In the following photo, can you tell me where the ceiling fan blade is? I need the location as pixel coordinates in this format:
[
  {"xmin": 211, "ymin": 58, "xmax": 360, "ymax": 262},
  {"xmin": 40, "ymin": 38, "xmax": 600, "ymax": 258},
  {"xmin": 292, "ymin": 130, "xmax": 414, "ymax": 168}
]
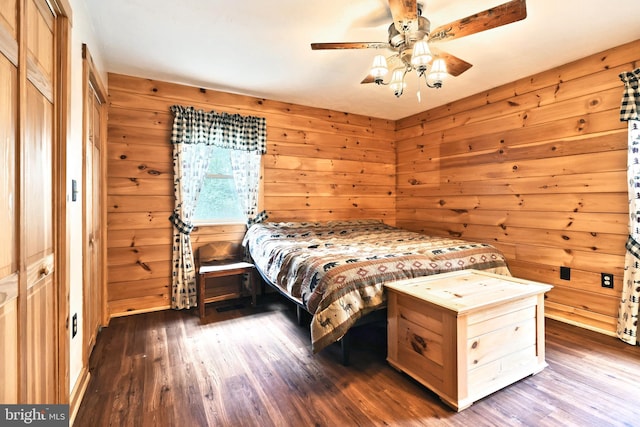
[
  {"xmin": 361, "ymin": 75, "xmax": 376, "ymax": 84},
  {"xmin": 431, "ymin": 48, "xmax": 473, "ymax": 77},
  {"xmin": 353, "ymin": 0, "xmax": 393, "ymax": 28},
  {"xmin": 311, "ymin": 42, "xmax": 390, "ymax": 50},
  {"xmin": 428, "ymin": 0, "xmax": 527, "ymax": 43},
  {"xmin": 388, "ymin": 0, "xmax": 418, "ymax": 32}
]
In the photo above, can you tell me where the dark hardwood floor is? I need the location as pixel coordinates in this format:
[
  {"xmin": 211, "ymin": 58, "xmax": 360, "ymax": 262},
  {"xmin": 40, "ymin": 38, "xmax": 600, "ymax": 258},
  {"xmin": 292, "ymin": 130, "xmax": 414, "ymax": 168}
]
[{"xmin": 74, "ymin": 295, "xmax": 640, "ymax": 427}]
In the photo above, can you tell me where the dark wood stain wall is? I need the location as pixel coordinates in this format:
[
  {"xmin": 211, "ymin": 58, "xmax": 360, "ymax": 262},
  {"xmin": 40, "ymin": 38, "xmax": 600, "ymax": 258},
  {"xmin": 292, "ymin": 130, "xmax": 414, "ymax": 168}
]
[
  {"xmin": 395, "ymin": 39, "xmax": 640, "ymax": 335},
  {"xmin": 105, "ymin": 74, "xmax": 396, "ymax": 316},
  {"xmin": 106, "ymin": 39, "xmax": 639, "ymax": 337}
]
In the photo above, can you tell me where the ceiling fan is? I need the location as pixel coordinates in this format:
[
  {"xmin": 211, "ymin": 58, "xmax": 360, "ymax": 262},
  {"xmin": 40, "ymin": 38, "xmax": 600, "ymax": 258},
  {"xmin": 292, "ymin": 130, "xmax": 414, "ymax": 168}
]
[{"xmin": 311, "ymin": 0, "xmax": 527, "ymax": 98}]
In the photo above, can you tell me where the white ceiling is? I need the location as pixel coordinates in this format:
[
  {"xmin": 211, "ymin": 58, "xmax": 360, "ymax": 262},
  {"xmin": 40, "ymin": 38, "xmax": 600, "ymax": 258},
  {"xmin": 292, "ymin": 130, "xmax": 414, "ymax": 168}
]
[{"xmin": 84, "ymin": 0, "xmax": 640, "ymax": 121}]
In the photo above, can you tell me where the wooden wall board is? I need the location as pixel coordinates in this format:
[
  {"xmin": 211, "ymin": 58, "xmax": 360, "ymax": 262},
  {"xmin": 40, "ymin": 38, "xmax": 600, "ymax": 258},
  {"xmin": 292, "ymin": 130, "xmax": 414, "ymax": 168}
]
[
  {"xmin": 107, "ymin": 177, "xmax": 173, "ymax": 196},
  {"xmin": 107, "ymin": 73, "xmax": 395, "ymax": 130},
  {"xmin": 107, "ymin": 228, "xmax": 174, "ymax": 249},
  {"xmin": 396, "ymin": 171, "xmax": 628, "ymax": 197},
  {"xmin": 106, "ymin": 73, "xmax": 396, "ymax": 316},
  {"xmin": 107, "ymin": 245, "xmax": 171, "ymax": 266},
  {"xmin": 395, "ymin": 39, "xmax": 640, "ymax": 334},
  {"xmin": 108, "ymin": 295, "xmax": 170, "ymax": 317},
  {"xmin": 107, "ymin": 277, "xmax": 170, "ymax": 302},
  {"xmin": 265, "ymin": 182, "xmax": 395, "ymax": 197},
  {"xmin": 104, "ymin": 38, "xmax": 640, "ymax": 334},
  {"xmin": 396, "ymin": 40, "xmax": 640, "ymax": 129},
  {"xmin": 266, "ymin": 208, "xmax": 395, "ymax": 223},
  {"xmin": 107, "ymin": 211, "xmax": 173, "ymax": 231}
]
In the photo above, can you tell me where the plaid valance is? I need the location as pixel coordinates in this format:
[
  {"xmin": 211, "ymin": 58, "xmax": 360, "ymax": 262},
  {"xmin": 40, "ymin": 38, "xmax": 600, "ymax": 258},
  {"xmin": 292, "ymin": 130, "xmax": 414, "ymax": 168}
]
[
  {"xmin": 170, "ymin": 105, "xmax": 267, "ymax": 153},
  {"xmin": 620, "ymin": 68, "xmax": 640, "ymax": 121}
]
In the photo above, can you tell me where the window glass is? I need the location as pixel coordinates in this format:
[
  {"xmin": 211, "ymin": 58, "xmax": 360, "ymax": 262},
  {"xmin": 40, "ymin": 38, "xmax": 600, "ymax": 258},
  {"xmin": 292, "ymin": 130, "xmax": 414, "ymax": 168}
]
[{"xmin": 193, "ymin": 146, "xmax": 244, "ymax": 223}]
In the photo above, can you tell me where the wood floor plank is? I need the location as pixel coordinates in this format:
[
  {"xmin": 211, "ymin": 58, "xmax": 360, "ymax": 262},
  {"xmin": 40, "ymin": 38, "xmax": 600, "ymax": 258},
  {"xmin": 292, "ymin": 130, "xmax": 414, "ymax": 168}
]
[{"xmin": 75, "ymin": 296, "xmax": 640, "ymax": 426}]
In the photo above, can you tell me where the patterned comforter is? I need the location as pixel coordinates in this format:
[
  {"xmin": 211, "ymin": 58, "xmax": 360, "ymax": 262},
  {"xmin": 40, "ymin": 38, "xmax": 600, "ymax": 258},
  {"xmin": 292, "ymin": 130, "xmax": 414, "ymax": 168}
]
[{"xmin": 242, "ymin": 220, "xmax": 511, "ymax": 353}]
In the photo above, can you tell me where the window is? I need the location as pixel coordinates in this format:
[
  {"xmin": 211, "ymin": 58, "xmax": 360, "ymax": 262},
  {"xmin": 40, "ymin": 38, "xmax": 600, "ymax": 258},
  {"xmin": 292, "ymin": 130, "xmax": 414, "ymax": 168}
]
[
  {"xmin": 169, "ymin": 105, "xmax": 266, "ymax": 310},
  {"xmin": 193, "ymin": 146, "xmax": 245, "ymax": 224}
]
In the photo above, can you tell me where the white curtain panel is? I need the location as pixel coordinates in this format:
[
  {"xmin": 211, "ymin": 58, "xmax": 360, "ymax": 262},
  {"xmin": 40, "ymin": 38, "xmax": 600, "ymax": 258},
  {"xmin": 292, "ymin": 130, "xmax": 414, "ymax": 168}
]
[{"xmin": 619, "ymin": 119, "xmax": 640, "ymax": 345}]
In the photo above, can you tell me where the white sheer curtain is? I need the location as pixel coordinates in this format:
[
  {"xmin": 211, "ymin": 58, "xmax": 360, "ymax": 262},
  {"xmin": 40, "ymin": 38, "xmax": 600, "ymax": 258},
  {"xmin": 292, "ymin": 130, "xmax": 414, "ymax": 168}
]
[
  {"xmin": 169, "ymin": 143, "xmax": 212, "ymax": 309},
  {"xmin": 230, "ymin": 149, "xmax": 265, "ymax": 225},
  {"xmin": 618, "ymin": 68, "xmax": 640, "ymax": 345}
]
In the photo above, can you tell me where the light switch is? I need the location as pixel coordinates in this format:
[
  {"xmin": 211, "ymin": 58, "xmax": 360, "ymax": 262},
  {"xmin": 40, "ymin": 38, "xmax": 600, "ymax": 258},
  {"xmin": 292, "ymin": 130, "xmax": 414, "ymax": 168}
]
[{"xmin": 72, "ymin": 179, "xmax": 77, "ymax": 202}]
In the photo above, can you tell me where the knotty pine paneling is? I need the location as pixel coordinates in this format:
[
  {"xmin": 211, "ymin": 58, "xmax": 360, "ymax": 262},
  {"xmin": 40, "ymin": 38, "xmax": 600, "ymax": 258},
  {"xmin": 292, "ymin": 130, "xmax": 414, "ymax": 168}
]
[
  {"xmin": 106, "ymin": 73, "xmax": 396, "ymax": 317},
  {"xmin": 106, "ymin": 41, "xmax": 639, "ymax": 338},
  {"xmin": 396, "ymin": 39, "xmax": 640, "ymax": 335}
]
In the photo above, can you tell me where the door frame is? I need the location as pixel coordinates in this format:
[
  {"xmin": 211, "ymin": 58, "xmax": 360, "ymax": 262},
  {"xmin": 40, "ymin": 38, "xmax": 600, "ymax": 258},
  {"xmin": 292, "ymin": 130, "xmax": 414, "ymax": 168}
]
[
  {"xmin": 81, "ymin": 43, "xmax": 107, "ymax": 361},
  {"xmin": 51, "ymin": 0, "xmax": 72, "ymax": 404}
]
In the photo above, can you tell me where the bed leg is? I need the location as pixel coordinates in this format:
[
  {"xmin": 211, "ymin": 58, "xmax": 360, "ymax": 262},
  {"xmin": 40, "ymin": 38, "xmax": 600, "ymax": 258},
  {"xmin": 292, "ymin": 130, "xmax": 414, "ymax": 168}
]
[
  {"xmin": 296, "ymin": 306, "xmax": 304, "ymax": 326},
  {"xmin": 341, "ymin": 331, "xmax": 351, "ymax": 366}
]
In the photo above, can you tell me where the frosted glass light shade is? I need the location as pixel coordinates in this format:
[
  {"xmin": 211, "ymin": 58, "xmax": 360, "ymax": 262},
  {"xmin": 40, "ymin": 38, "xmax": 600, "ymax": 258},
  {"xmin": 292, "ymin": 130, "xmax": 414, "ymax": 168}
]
[
  {"xmin": 370, "ymin": 54, "xmax": 388, "ymax": 78},
  {"xmin": 411, "ymin": 40, "xmax": 432, "ymax": 69},
  {"xmin": 427, "ymin": 58, "xmax": 447, "ymax": 87},
  {"xmin": 389, "ymin": 68, "xmax": 406, "ymax": 97}
]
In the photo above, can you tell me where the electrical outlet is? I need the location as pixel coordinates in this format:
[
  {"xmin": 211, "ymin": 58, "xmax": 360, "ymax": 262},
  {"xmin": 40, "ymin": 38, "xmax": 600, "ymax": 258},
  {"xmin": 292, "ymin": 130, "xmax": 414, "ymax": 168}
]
[
  {"xmin": 560, "ymin": 266, "xmax": 571, "ymax": 281},
  {"xmin": 601, "ymin": 273, "xmax": 614, "ymax": 288},
  {"xmin": 72, "ymin": 313, "xmax": 78, "ymax": 338}
]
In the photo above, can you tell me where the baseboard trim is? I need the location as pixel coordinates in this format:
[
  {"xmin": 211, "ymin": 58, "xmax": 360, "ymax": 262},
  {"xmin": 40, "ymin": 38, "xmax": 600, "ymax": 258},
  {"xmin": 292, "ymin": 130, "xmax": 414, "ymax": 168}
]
[
  {"xmin": 69, "ymin": 367, "xmax": 91, "ymax": 426},
  {"xmin": 545, "ymin": 313, "xmax": 616, "ymax": 338},
  {"xmin": 109, "ymin": 304, "xmax": 170, "ymax": 318}
]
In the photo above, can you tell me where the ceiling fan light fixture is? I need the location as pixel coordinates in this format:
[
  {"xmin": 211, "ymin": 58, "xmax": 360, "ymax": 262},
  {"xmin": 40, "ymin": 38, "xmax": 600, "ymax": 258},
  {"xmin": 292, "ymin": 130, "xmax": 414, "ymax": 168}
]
[
  {"xmin": 370, "ymin": 54, "xmax": 389, "ymax": 83},
  {"xmin": 426, "ymin": 57, "xmax": 447, "ymax": 88},
  {"xmin": 410, "ymin": 39, "xmax": 432, "ymax": 74},
  {"xmin": 389, "ymin": 68, "xmax": 406, "ymax": 97},
  {"xmin": 311, "ymin": 0, "xmax": 529, "ymax": 100}
]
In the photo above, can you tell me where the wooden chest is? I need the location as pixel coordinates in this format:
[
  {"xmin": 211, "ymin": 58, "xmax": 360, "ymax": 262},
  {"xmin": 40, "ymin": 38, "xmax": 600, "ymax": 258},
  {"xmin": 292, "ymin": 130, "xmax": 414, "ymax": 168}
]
[{"xmin": 385, "ymin": 270, "xmax": 552, "ymax": 411}]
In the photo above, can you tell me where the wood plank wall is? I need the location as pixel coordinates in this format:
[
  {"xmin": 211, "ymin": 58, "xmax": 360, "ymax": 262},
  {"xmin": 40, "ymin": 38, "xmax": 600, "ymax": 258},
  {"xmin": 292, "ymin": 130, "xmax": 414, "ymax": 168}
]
[
  {"xmin": 107, "ymin": 39, "xmax": 638, "ymax": 336},
  {"xmin": 106, "ymin": 74, "xmax": 396, "ymax": 316},
  {"xmin": 396, "ymin": 40, "xmax": 640, "ymax": 335}
]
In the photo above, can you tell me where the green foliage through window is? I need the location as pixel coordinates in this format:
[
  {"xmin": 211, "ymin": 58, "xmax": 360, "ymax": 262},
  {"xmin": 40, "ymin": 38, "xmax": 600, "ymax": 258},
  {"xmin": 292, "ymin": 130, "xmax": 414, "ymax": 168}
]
[{"xmin": 193, "ymin": 146, "xmax": 244, "ymax": 222}]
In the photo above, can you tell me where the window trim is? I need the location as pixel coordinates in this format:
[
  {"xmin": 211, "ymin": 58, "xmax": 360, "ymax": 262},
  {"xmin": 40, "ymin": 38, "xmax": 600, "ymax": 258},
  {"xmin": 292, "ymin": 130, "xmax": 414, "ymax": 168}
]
[{"xmin": 192, "ymin": 218, "xmax": 246, "ymax": 227}]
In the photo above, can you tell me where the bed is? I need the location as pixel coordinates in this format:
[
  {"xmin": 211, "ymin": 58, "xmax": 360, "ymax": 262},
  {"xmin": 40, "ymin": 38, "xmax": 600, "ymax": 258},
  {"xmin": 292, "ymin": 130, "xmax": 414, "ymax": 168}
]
[{"xmin": 242, "ymin": 219, "xmax": 510, "ymax": 358}]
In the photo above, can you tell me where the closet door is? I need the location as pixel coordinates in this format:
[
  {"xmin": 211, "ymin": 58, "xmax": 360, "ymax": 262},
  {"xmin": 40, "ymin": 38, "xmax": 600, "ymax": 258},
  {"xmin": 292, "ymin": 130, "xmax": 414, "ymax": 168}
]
[
  {"xmin": 1, "ymin": 0, "xmax": 68, "ymax": 404},
  {"xmin": 84, "ymin": 80, "xmax": 104, "ymax": 355},
  {"xmin": 24, "ymin": 0, "xmax": 56, "ymax": 403},
  {"xmin": 0, "ymin": 0, "xmax": 18, "ymax": 404}
]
